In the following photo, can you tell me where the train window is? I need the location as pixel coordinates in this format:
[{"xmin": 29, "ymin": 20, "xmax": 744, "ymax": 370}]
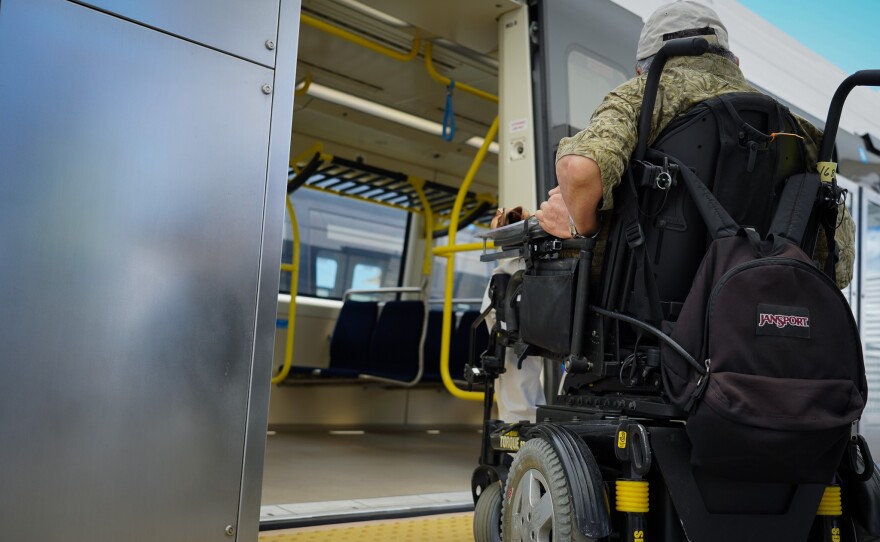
[
  {"xmin": 861, "ymin": 198, "xmax": 880, "ymax": 427},
  {"xmin": 351, "ymin": 262, "xmax": 382, "ymax": 290},
  {"xmin": 314, "ymin": 256, "xmax": 338, "ymax": 297},
  {"xmin": 837, "ymin": 178, "xmax": 860, "ymax": 312},
  {"xmin": 431, "ymin": 225, "xmax": 495, "ymax": 304},
  {"xmin": 566, "ymin": 47, "xmax": 628, "ymax": 130},
  {"xmin": 281, "ymin": 189, "xmax": 407, "ymax": 299}
]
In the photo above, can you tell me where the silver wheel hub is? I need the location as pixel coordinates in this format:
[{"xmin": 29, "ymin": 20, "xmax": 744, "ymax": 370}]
[{"xmin": 510, "ymin": 468, "xmax": 555, "ymax": 542}]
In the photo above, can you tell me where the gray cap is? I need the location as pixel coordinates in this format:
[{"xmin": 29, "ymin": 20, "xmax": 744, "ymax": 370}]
[{"xmin": 636, "ymin": 1, "xmax": 729, "ymax": 60}]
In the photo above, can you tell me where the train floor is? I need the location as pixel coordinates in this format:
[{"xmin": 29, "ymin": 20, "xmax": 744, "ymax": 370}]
[{"xmin": 260, "ymin": 428, "xmax": 481, "ymax": 528}]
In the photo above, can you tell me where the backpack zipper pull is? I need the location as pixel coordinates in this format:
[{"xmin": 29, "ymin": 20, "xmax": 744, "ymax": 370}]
[
  {"xmin": 685, "ymin": 358, "xmax": 711, "ymax": 412},
  {"xmin": 747, "ymin": 141, "xmax": 758, "ymax": 172}
]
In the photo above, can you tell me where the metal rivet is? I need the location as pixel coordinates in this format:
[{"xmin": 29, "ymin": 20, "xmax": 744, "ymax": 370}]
[
  {"xmin": 262, "ymin": 84, "xmax": 272, "ymax": 95},
  {"xmin": 265, "ymin": 40, "xmax": 276, "ymax": 50},
  {"xmin": 225, "ymin": 525, "xmax": 235, "ymax": 536}
]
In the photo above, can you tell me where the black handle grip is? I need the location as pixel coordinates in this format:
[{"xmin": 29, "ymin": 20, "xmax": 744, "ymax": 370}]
[
  {"xmin": 820, "ymin": 70, "xmax": 880, "ymax": 162},
  {"xmin": 634, "ymin": 37, "xmax": 709, "ymax": 161}
]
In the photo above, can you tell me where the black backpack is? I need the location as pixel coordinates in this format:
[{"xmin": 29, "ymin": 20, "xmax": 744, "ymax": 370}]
[{"xmin": 657, "ymin": 152, "xmax": 867, "ymax": 483}]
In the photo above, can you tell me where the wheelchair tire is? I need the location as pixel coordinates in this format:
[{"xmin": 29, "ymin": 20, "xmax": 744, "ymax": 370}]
[
  {"xmin": 501, "ymin": 438, "xmax": 594, "ymax": 542},
  {"xmin": 854, "ymin": 517, "xmax": 880, "ymax": 542},
  {"xmin": 474, "ymin": 481, "xmax": 503, "ymax": 542}
]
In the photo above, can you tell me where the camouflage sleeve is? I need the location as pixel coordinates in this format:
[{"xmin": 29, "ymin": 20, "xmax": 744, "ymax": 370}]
[
  {"xmin": 789, "ymin": 113, "xmax": 822, "ymax": 171},
  {"xmin": 833, "ymin": 204, "xmax": 856, "ymax": 289},
  {"xmin": 788, "ymin": 114, "xmax": 855, "ymax": 288},
  {"xmin": 555, "ymin": 78, "xmax": 643, "ymax": 211},
  {"xmin": 813, "ymin": 203, "xmax": 855, "ymax": 289}
]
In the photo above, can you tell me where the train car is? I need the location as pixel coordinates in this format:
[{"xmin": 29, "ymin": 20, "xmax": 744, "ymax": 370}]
[{"xmin": 3, "ymin": 0, "xmax": 880, "ymax": 541}]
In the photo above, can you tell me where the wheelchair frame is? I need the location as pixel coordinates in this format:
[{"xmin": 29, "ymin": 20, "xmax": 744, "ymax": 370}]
[{"xmin": 469, "ymin": 38, "xmax": 880, "ymax": 542}]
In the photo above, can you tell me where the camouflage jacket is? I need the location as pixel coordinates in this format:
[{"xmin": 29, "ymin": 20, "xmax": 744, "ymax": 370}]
[{"xmin": 556, "ymin": 54, "xmax": 855, "ymax": 288}]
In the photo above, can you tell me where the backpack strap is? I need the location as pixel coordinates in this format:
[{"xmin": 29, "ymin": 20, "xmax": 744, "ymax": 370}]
[
  {"xmin": 645, "ymin": 149, "xmax": 739, "ymax": 239},
  {"xmin": 768, "ymin": 173, "xmax": 822, "ymax": 247},
  {"xmin": 618, "ymin": 166, "xmax": 664, "ymax": 324}
]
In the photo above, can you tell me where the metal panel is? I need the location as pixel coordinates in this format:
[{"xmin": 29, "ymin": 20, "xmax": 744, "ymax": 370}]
[
  {"xmin": 77, "ymin": 0, "xmax": 279, "ymax": 67},
  {"xmin": 236, "ymin": 0, "xmax": 301, "ymax": 537},
  {"xmin": 0, "ymin": 0, "xmax": 279, "ymax": 540}
]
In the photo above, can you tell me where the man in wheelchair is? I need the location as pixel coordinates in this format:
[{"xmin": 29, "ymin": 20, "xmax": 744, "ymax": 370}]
[{"xmin": 470, "ymin": 3, "xmax": 879, "ymax": 541}]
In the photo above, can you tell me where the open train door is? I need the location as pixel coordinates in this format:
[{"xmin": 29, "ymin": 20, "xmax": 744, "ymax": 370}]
[
  {"xmin": 529, "ymin": 0, "xmax": 644, "ymax": 198},
  {"xmin": 498, "ymin": 0, "xmax": 643, "ymax": 399}
]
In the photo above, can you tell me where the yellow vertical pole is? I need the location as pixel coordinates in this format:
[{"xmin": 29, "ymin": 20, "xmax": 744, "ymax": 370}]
[
  {"xmin": 438, "ymin": 116, "xmax": 499, "ymax": 401},
  {"xmin": 272, "ymin": 196, "xmax": 300, "ymax": 384}
]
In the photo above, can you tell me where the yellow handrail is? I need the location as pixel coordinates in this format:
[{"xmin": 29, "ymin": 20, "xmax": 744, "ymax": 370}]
[
  {"xmin": 272, "ymin": 197, "xmax": 301, "ymax": 384},
  {"xmin": 408, "ymin": 176, "xmax": 435, "ymax": 276},
  {"xmin": 294, "ymin": 72, "xmax": 312, "ymax": 96},
  {"xmin": 289, "ymin": 141, "xmax": 331, "ymax": 169},
  {"xmin": 424, "ymin": 42, "xmax": 499, "ymax": 104},
  {"xmin": 300, "ymin": 13, "xmax": 421, "ymax": 63},
  {"xmin": 433, "ymin": 242, "xmax": 493, "ymax": 257},
  {"xmin": 438, "ymin": 116, "xmax": 499, "ymax": 401},
  {"xmin": 298, "ymin": 14, "xmax": 497, "ymax": 106}
]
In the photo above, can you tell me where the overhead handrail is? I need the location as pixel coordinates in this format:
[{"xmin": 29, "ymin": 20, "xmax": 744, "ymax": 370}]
[
  {"xmin": 289, "ymin": 141, "xmax": 333, "ymax": 170},
  {"xmin": 343, "ymin": 286, "xmax": 428, "ymax": 387},
  {"xmin": 272, "ymin": 197, "xmax": 301, "ymax": 384},
  {"xmin": 288, "ymin": 146, "xmax": 495, "ymax": 230},
  {"xmin": 298, "ymin": 13, "xmax": 498, "ymax": 106},
  {"xmin": 435, "ymin": 116, "xmax": 499, "ymax": 401},
  {"xmin": 294, "ymin": 72, "xmax": 312, "ymax": 96},
  {"xmin": 287, "ymin": 152, "xmax": 323, "ymax": 194},
  {"xmin": 300, "ymin": 13, "xmax": 421, "ymax": 63},
  {"xmin": 424, "ymin": 43, "xmax": 499, "ymax": 104}
]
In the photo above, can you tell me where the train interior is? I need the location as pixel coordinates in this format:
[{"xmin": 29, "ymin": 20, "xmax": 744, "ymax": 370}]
[
  {"xmin": 261, "ymin": 0, "xmax": 510, "ymax": 530},
  {"xmin": 260, "ymin": 0, "xmax": 880, "ymax": 535}
]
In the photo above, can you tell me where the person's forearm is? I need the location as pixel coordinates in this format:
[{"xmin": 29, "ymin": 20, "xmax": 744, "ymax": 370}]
[{"xmin": 555, "ymin": 155, "xmax": 604, "ymax": 236}]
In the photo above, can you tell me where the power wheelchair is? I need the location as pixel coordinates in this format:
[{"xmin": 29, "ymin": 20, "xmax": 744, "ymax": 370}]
[{"xmin": 468, "ymin": 38, "xmax": 880, "ymax": 542}]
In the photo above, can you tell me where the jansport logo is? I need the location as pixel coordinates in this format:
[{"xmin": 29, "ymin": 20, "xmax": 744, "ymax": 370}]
[
  {"xmin": 755, "ymin": 304, "xmax": 810, "ymax": 339},
  {"xmin": 758, "ymin": 313, "xmax": 810, "ymax": 329}
]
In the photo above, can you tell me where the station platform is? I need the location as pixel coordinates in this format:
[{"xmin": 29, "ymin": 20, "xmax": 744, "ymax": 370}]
[{"xmin": 260, "ymin": 512, "xmax": 473, "ymax": 541}]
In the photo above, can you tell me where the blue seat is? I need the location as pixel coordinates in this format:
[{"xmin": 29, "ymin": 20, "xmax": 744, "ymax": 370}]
[
  {"xmin": 286, "ymin": 299, "xmax": 378, "ymax": 379},
  {"xmin": 421, "ymin": 310, "xmax": 444, "ymax": 382},
  {"xmin": 366, "ymin": 300, "xmax": 425, "ymax": 382}
]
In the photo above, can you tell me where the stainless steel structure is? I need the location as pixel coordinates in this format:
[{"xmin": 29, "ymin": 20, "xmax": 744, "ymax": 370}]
[{"xmin": 0, "ymin": 0, "xmax": 299, "ymax": 540}]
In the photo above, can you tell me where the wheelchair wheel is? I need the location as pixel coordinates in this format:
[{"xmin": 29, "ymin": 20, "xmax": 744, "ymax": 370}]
[
  {"xmin": 474, "ymin": 481, "xmax": 503, "ymax": 542},
  {"xmin": 501, "ymin": 438, "xmax": 594, "ymax": 542}
]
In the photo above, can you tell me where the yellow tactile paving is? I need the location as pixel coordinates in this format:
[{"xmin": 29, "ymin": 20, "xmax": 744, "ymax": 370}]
[{"xmin": 260, "ymin": 512, "xmax": 474, "ymax": 542}]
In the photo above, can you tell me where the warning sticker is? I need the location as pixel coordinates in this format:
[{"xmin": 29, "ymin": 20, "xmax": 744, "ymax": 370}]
[{"xmin": 509, "ymin": 118, "xmax": 528, "ymax": 133}]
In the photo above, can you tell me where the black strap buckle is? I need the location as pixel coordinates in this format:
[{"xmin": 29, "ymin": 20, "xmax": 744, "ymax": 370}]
[{"xmin": 625, "ymin": 222, "xmax": 644, "ymax": 248}]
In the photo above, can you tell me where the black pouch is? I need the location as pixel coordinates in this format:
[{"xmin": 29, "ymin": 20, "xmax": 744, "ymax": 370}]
[{"xmin": 519, "ymin": 258, "xmax": 579, "ymax": 354}]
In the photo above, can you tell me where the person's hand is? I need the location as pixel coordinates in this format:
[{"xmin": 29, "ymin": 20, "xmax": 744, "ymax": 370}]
[
  {"xmin": 490, "ymin": 206, "xmax": 531, "ymax": 229},
  {"xmin": 535, "ymin": 187, "xmax": 571, "ymax": 238}
]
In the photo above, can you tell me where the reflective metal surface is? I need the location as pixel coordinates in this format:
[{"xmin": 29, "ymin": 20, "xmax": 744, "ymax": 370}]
[
  {"xmin": 0, "ymin": 0, "xmax": 290, "ymax": 539},
  {"xmin": 860, "ymin": 190, "xmax": 880, "ymax": 454},
  {"xmin": 77, "ymin": 0, "xmax": 279, "ymax": 67},
  {"xmin": 236, "ymin": 0, "xmax": 302, "ymax": 538}
]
